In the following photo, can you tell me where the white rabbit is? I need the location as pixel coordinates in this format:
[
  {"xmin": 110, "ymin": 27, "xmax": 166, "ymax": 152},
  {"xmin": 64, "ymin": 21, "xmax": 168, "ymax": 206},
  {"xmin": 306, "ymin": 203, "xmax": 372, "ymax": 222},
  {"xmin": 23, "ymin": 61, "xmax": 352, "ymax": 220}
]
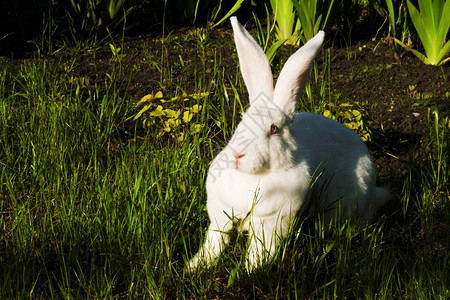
[{"xmin": 188, "ymin": 17, "xmax": 391, "ymax": 272}]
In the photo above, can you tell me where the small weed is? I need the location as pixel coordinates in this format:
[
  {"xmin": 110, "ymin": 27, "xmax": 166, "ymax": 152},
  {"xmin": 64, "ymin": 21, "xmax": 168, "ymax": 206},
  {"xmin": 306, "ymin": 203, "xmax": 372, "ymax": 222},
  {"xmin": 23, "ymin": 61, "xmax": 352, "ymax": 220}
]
[
  {"xmin": 109, "ymin": 43, "xmax": 126, "ymax": 62},
  {"xmin": 133, "ymin": 91, "xmax": 208, "ymax": 141},
  {"xmin": 68, "ymin": 76, "xmax": 90, "ymax": 88},
  {"xmin": 346, "ymin": 50, "xmax": 357, "ymax": 60},
  {"xmin": 362, "ymin": 63, "xmax": 385, "ymax": 75},
  {"xmin": 322, "ymin": 103, "xmax": 372, "ymax": 141}
]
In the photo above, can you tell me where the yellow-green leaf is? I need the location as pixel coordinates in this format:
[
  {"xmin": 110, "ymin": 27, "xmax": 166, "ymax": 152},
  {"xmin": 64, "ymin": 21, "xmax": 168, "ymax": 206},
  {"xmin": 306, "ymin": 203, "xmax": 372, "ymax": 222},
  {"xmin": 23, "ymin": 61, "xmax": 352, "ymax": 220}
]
[
  {"xmin": 133, "ymin": 104, "xmax": 152, "ymax": 120},
  {"xmin": 163, "ymin": 121, "xmax": 172, "ymax": 132},
  {"xmin": 189, "ymin": 104, "xmax": 202, "ymax": 113},
  {"xmin": 165, "ymin": 118, "xmax": 181, "ymax": 130},
  {"xmin": 323, "ymin": 110, "xmax": 335, "ymax": 120},
  {"xmin": 361, "ymin": 131, "xmax": 371, "ymax": 142},
  {"xmin": 351, "ymin": 110, "xmax": 362, "ymax": 121},
  {"xmin": 342, "ymin": 111, "xmax": 351, "ymax": 120},
  {"xmin": 339, "ymin": 103, "xmax": 353, "ymax": 108},
  {"xmin": 109, "ymin": 43, "xmax": 120, "ymax": 56},
  {"xmin": 177, "ymin": 132, "xmax": 185, "ymax": 142},
  {"xmin": 344, "ymin": 122, "xmax": 356, "ymax": 130},
  {"xmin": 150, "ymin": 105, "xmax": 164, "ymax": 117},
  {"xmin": 191, "ymin": 92, "xmax": 210, "ymax": 99},
  {"xmin": 191, "ymin": 124, "xmax": 203, "ymax": 133},
  {"xmin": 163, "ymin": 109, "xmax": 180, "ymax": 118},
  {"xmin": 183, "ymin": 111, "xmax": 194, "ymax": 123},
  {"xmin": 136, "ymin": 94, "xmax": 155, "ymax": 107}
]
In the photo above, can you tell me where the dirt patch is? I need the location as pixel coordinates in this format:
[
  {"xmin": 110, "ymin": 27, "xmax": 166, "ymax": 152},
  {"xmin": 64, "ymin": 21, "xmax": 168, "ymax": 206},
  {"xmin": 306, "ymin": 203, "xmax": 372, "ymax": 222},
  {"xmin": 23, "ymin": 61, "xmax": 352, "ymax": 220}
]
[{"xmin": 320, "ymin": 41, "xmax": 447, "ymax": 182}]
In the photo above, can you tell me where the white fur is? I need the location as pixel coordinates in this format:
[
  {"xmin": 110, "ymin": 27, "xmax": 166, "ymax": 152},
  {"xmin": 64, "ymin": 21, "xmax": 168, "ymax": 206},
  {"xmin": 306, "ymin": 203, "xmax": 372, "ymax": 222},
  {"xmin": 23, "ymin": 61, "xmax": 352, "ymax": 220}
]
[{"xmin": 188, "ymin": 17, "xmax": 391, "ymax": 272}]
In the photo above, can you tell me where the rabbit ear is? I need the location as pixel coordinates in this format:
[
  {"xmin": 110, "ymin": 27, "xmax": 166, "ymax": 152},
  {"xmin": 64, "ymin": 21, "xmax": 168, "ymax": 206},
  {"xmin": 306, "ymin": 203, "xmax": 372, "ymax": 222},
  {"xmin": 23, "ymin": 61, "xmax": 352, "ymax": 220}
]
[
  {"xmin": 273, "ymin": 31, "xmax": 325, "ymax": 117},
  {"xmin": 230, "ymin": 17, "xmax": 274, "ymax": 103}
]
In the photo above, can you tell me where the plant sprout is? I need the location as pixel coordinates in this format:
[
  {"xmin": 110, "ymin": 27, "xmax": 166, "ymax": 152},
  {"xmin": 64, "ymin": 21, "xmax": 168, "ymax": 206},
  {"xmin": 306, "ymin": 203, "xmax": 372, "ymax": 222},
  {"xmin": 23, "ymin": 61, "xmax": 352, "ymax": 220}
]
[{"xmin": 395, "ymin": 0, "xmax": 450, "ymax": 66}]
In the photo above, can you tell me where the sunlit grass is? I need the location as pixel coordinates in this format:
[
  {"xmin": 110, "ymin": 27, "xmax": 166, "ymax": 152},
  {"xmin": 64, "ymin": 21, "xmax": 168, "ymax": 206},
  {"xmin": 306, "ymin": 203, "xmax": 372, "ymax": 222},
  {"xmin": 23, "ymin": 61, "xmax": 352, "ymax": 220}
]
[{"xmin": 0, "ymin": 35, "xmax": 448, "ymax": 299}]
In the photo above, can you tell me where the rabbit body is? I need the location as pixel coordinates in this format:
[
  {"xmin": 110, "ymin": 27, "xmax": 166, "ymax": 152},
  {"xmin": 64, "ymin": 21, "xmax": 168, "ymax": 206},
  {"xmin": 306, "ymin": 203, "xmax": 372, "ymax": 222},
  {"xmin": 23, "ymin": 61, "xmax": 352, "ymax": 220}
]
[{"xmin": 188, "ymin": 17, "xmax": 390, "ymax": 271}]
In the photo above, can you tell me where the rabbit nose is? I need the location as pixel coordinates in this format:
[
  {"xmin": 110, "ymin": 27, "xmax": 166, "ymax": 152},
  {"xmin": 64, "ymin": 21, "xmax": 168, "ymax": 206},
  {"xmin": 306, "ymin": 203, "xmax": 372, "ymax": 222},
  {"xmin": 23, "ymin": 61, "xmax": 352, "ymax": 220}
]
[
  {"xmin": 233, "ymin": 153, "xmax": 246, "ymax": 168},
  {"xmin": 234, "ymin": 154, "xmax": 246, "ymax": 159}
]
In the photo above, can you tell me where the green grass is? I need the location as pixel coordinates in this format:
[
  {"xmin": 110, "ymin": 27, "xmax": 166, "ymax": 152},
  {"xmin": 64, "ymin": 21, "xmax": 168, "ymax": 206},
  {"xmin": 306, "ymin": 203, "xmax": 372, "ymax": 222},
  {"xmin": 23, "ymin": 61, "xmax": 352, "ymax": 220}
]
[{"xmin": 0, "ymin": 36, "xmax": 449, "ymax": 299}]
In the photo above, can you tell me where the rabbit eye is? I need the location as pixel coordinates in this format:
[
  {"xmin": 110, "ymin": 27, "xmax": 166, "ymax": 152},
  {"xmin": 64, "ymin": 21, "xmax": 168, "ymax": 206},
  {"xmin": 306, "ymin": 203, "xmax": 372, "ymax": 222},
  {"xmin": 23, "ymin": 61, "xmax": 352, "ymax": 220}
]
[{"xmin": 269, "ymin": 124, "xmax": 278, "ymax": 136}]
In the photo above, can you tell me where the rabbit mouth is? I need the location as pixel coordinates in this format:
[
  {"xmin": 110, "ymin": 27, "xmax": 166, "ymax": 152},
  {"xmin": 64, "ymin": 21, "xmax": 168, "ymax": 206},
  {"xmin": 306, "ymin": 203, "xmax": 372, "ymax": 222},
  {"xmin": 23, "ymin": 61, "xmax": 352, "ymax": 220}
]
[
  {"xmin": 233, "ymin": 155, "xmax": 270, "ymax": 175},
  {"xmin": 232, "ymin": 153, "xmax": 246, "ymax": 169}
]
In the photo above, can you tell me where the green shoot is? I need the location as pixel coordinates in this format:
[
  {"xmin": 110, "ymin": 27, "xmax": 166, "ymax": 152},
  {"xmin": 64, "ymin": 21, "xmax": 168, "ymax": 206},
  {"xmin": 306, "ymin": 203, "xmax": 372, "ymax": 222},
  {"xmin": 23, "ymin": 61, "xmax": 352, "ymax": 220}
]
[{"xmin": 395, "ymin": 0, "xmax": 450, "ymax": 66}]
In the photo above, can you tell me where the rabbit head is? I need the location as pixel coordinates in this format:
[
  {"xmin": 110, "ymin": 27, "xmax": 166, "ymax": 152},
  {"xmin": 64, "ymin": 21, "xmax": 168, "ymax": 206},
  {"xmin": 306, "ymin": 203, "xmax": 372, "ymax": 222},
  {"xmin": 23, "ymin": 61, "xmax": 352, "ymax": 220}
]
[{"xmin": 224, "ymin": 17, "xmax": 324, "ymax": 175}]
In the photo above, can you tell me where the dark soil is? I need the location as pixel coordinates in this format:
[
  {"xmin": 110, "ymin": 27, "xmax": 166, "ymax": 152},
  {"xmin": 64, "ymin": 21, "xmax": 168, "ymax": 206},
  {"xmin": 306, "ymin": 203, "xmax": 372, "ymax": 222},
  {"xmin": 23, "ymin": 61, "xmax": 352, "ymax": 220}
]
[{"xmin": 328, "ymin": 41, "xmax": 449, "ymax": 182}]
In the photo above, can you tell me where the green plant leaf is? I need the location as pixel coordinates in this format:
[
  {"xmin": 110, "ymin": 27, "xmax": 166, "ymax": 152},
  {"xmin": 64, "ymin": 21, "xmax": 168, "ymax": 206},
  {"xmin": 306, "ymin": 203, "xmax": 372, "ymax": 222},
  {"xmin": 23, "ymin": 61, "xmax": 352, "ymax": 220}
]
[
  {"xmin": 393, "ymin": 37, "xmax": 429, "ymax": 64},
  {"xmin": 189, "ymin": 104, "xmax": 202, "ymax": 113},
  {"xmin": 271, "ymin": 0, "xmax": 296, "ymax": 41},
  {"xmin": 405, "ymin": 0, "xmax": 450, "ymax": 65},
  {"xmin": 137, "ymin": 91, "xmax": 164, "ymax": 106},
  {"xmin": 133, "ymin": 104, "xmax": 152, "ymax": 120},
  {"xmin": 183, "ymin": 105, "xmax": 202, "ymax": 123},
  {"xmin": 150, "ymin": 105, "xmax": 164, "ymax": 117},
  {"xmin": 190, "ymin": 124, "xmax": 203, "ymax": 134},
  {"xmin": 407, "ymin": 0, "xmax": 432, "ymax": 57},
  {"xmin": 385, "ymin": 0, "xmax": 397, "ymax": 37},
  {"xmin": 438, "ymin": 55, "xmax": 450, "ymax": 66},
  {"xmin": 134, "ymin": 91, "xmax": 206, "ymax": 140},
  {"xmin": 165, "ymin": 118, "xmax": 181, "ymax": 130},
  {"xmin": 190, "ymin": 92, "xmax": 209, "ymax": 99},
  {"xmin": 136, "ymin": 94, "xmax": 155, "ymax": 107},
  {"xmin": 155, "ymin": 91, "xmax": 164, "ymax": 98},
  {"xmin": 212, "ymin": 0, "xmax": 244, "ymax": 28},
  {"xmin": 293, "ymin": 0, "xmax": 334, "ymax": 43},
  {"xmin": 266, "ymin": 39, "xmax": 287, "ymax": 63},
  {"xmin": 163, "ymin": 109, "xmax": 180, "ymax": 118},
  {"xmin": 182, "ymin": 111, "xmax": 193, "ymax": 123},
  {"xmin": 437, "ymin": 40, "xmax": 450, "ymax": 65},
  {"xmin": 109, "ymin": 0, "xmax": 126, "ymax": 20}
]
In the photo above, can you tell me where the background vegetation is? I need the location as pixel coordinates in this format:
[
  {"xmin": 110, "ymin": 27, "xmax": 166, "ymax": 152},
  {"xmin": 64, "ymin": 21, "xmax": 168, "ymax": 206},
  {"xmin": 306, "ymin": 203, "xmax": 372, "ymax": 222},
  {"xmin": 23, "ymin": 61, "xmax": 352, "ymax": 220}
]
[{"xmin": 0, "ymin": 0, "xmax": 449, "ymax": 298}]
